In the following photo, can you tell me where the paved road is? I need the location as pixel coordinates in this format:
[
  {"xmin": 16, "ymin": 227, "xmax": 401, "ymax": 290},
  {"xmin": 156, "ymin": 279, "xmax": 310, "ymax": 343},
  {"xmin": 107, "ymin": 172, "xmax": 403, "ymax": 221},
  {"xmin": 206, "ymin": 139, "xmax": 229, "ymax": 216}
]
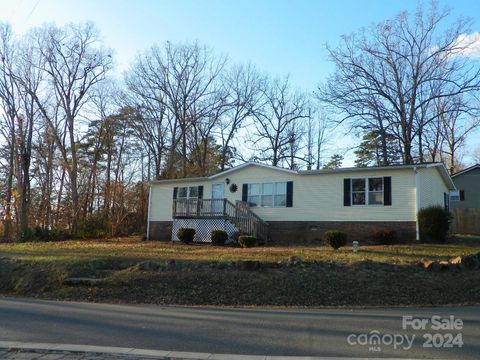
[
  {"xmin": 0, "ymin": 297, "xmax": 478, "ymax": 359},
  {"xmin": 0, "ymin": 347, "xmax": 161, "ymax": 359}
]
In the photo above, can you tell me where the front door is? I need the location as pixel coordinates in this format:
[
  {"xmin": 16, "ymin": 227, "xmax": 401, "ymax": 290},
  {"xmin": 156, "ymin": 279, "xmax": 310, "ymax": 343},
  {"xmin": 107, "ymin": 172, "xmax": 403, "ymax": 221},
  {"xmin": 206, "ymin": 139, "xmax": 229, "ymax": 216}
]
[{"xmin": 211, "ymin": 183, "xmax": 225, "ymax": 214}]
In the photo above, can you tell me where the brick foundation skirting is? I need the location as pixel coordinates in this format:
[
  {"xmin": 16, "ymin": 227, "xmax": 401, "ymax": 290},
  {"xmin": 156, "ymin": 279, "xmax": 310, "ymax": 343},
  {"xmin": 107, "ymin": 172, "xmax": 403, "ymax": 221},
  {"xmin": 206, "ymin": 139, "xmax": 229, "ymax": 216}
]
[
  {"xmin": 148, "ymin": 221, "xmax": 173, "ymax": 241},
  {"xmin": 267, "ymin": 221, "xmax": 417, "ymax": 245},
  {"xmin": 149, "ymin": 220, "xmax": 417, "ymax": 244}
]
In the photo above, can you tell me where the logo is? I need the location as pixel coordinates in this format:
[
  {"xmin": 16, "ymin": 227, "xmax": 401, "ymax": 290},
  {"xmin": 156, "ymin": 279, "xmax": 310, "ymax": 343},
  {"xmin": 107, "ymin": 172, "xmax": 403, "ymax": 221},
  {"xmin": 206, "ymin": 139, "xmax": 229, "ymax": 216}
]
[
  {"xmin": 347, "ymin": 315, "xmax": 464, "ymax": 352},
  {"xmin": 347, "ymin": 330, "xmax": 414, "ymax": 352}
]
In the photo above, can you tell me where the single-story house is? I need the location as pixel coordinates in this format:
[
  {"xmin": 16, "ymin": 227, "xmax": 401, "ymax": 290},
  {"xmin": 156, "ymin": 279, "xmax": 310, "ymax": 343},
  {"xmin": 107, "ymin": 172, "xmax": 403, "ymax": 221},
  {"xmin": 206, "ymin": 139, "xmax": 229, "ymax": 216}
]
[
  {"xmin": 449, "ymin": 164, "xmax": 480, "ymax": 235},
  {"xmin": 147, "ymin": 162, "xmax": 455, "ymax": 243}
]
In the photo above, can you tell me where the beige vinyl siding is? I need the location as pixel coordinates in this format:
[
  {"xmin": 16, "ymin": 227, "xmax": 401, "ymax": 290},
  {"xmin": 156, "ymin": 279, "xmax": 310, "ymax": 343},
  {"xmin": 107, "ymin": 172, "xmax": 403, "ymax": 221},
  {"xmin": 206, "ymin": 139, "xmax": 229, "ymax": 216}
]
[
  {"xmin": 149, "ymin": 180, "xmax": 206, "ymax": 221},
  {"xmin": 249, "ymin": 168, "xmax": 415, "ymax": 222},
  {"xmin": 417, "ymin": 167, "xmax": 449, "ymax": 209},
  {"xmin": 149, "ymin": 165, "xmax": 417, "ymax": 222}
]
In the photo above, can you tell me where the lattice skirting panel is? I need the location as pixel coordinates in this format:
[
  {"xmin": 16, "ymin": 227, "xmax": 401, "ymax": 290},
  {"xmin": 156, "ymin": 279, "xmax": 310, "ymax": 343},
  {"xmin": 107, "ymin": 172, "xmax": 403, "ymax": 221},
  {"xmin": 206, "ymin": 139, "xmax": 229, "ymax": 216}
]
[{"xmin": 172, "ymin": 218, "xmax": 239, "ymax": 243}]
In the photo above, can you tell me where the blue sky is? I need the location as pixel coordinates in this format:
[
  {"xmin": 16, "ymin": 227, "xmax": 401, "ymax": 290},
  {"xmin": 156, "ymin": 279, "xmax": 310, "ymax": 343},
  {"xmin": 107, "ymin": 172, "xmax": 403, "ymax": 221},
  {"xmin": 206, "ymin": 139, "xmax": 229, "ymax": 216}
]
[
  {"xmin": 0, "ymin": 0, "xmax": 479, "ymax": 165},
  {"xmin": 3, "ymin": 0, "xmax": 479, "ymax": 90}
]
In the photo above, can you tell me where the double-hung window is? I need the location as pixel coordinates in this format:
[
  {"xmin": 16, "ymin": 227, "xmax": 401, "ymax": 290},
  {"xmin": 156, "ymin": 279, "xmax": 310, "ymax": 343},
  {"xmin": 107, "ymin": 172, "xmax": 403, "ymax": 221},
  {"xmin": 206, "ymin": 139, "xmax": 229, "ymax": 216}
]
[
  {"xmin": 368, "ymin": 178, "xmax": 384, "ymax": 205},
  {"xmin": 351, "ymin": 179, "xmax": 366, "ymax": 205},
  {"xmin": 247, "ymin": 182, "xmax": 287, "ymax": 208},
  {"xmin": 177, "ymin": 186, "xmax": 199, "ymax": 200},
  {"xmin": 247, "ymin": 184, "xmax": 261, "ymax": 206},
  {"xmin": 261, "ymin": 183, "xmax": 274, "ymax": 207},
  {"xmin": 174, "ymin": 186, "xmax": 203, "ymax": 215},
  {"xmin": 274, "ymin": 182, "xmax": 287, "ymax": 207},
  {"xmin": 351, "ymin": 177, "xmax": 384, "ymax": 206}
]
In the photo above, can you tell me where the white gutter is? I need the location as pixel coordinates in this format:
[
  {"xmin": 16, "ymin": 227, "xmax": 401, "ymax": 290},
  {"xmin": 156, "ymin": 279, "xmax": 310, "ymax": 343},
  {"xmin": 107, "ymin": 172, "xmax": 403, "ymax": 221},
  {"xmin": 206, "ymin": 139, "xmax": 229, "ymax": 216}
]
[
  {"xmin": 146, "ymin": 185, "xmax": 152, "ymax": 240},
  {"xmin": 414, "ymin": 166, "xmax": 420, "ymax": 241}
]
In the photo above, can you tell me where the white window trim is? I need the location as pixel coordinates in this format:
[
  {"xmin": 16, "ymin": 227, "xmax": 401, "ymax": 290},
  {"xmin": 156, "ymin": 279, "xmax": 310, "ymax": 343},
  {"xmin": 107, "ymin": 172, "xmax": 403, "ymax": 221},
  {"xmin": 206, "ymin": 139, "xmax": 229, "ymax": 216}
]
[
  {"xmin": 248, "ymin": 182, "xmax": 287, "ymax": 208},
  {"xmin": 351, "ymin": 177, "xmax": 384, "ymax": 206}
]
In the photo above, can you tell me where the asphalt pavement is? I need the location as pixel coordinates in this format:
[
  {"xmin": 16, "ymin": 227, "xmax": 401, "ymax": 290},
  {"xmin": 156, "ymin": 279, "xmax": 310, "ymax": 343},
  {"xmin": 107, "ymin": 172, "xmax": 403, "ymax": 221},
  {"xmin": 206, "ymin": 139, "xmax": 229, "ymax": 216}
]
[{"xmin": 0, "ymin": 297, "xmax": 478, "ymax": 359}]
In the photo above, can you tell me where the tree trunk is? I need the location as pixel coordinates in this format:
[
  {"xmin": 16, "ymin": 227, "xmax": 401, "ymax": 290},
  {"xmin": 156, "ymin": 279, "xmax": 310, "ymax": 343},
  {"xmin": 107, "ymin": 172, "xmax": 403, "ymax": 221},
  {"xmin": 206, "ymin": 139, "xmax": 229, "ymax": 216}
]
[
  {"xmin": 3, "ymin": 138, "xmax": 14, "ymax": 240},
  {"xmin": 68, "ymin": 116, "xmax": 79, "ymax": 232}
]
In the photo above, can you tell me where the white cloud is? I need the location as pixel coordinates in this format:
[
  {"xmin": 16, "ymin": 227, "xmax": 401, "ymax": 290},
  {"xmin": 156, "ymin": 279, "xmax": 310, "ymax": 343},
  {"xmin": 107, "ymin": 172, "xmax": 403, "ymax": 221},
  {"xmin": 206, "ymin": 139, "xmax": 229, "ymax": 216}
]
[{"xmin": 453, "ymin": 32, "xmax": 480, "ymax": 59}]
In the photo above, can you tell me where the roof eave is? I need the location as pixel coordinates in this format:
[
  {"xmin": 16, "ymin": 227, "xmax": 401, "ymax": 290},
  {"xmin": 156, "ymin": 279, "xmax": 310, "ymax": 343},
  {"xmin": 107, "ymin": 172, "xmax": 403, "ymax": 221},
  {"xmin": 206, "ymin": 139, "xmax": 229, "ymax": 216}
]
[
  {"xmin": 149, "ymin": 162, "xmax": 297, "ymax": 185},
  {"xmin": 451, "ymin": 164, "xmax": 480, "ymax": 178},
  {"xmin": 149, "ymin": 176, "xmax": 208, "ymax": 185},
  {"xmin": 298, "ymin": 164, "xmax": 428, "ymax": 175}
]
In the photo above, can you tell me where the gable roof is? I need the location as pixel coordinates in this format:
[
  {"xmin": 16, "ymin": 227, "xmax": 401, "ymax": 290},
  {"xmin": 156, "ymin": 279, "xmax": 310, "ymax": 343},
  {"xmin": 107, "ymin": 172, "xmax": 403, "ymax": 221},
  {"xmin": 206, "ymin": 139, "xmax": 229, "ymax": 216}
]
[
  {"xmin": 150, "ymin": 161, "xmax": 456, "ymax": 189},
  {"xmin": 149, "ymin": 161, "xmax": 296, "ymax": 184},
  {"xmin": 451, "ymin": 164, "xmax": 480, "ymax": 178},
  {"xmin": 209, "ymin": 161, "xmax": 297, "ymax": 179}
]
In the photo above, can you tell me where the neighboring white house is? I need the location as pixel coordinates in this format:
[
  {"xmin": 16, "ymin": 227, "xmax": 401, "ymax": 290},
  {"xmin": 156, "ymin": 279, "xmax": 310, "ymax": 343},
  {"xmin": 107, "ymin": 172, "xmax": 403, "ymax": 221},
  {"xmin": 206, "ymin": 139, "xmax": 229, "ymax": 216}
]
[{"xmin": 147, "ymin": 162, "xmax": 455, "ymax": 244}]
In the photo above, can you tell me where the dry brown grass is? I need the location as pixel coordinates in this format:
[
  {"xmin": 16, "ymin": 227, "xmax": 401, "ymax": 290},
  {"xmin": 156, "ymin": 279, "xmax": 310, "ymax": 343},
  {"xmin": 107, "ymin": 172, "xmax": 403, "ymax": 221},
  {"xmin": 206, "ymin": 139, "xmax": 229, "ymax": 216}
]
[
  {"xmin": 1, "ymin": 236, "xmax": 479, "ymax": 307},
  {"xmin": 1, "ymin": 236, "xmax": 479, "ymax": 264}
]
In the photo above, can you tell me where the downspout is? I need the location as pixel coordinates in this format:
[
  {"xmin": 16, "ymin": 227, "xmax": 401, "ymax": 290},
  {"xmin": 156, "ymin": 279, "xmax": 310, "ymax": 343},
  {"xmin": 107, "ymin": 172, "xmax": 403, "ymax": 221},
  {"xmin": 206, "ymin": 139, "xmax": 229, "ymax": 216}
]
[
  {"xmin": 146, "ymin": 185, "xmax": 152, "ymax": 240},
  {"xmin": 414, "ymin": 166, "xmax": 420, "ymax": 241}
]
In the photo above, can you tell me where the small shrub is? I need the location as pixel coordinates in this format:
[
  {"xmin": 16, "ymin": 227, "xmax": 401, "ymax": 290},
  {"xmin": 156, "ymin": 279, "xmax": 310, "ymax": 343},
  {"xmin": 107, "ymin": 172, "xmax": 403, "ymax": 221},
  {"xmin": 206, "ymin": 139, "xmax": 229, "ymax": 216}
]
[
  {"xmin": 418, "ymin": 206, "xmax": 451, "ymax": 243},
  {"xmin": 33, "ymin": 227, "xmax": 47, "ymax": 241},
  {"xmin": 177, "ymin": 227, "xmax": 196, "ymax": 244},
  {"xmin": 76, "ymin": 214, "xmax": 109, "ymax": 239},
  {"xmin": 16, "ymin": 229, "xmax": 39, "ymax": 243},
  {"xmin": 324, "ymin": 230, "xmax": 347, "ymax": 250},
  {"xmin": 36, "ymin": 227, "xmax": 70, "ymax": 241},
  {"xmin": 211, "ymin": 230, "xmax": 228, "ymax": 246},
  {"xmin": 371, "ymin": 229, "xmax": 397, "ymax": 245},
  {"xmin": 238, "ymin": 235, "xmax": 257, "ymax": 248},
  {"xmin": 16, "ymin": 227, "xmax": 71, "ymax": 242}
]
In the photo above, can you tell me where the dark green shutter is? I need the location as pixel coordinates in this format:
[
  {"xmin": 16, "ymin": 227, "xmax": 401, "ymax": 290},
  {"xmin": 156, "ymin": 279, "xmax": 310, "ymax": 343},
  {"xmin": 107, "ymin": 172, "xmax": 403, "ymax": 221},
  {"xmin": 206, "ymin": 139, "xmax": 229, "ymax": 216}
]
[
  {"xmin": 383, "ymin": 176, "xmax": 392, "ymax": 206},
  {"xmin": 198, "ymin": 186, "xmax": 203, "ymax": 199},
  {"xmin": 286, "ymin": 181, "xmax": 293, "ymax": 207},
  {"xmin": 343, "ymin": 179, "xmax": 351, "ymax": 206},
  {"xmin": 242, "ymin": 184, "xmax": 248, "ymax": 202},
  {"xmin": 173, "ymin": 187, "xmax": 178, "ymax": 199}
]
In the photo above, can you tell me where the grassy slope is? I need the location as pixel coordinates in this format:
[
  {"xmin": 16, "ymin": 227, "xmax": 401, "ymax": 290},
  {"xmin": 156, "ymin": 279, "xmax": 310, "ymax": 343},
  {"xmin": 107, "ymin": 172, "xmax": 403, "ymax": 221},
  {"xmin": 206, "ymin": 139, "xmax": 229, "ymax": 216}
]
[{"xmin": 0, "ymin": 237, "xmax": 479, "ymax": 306}]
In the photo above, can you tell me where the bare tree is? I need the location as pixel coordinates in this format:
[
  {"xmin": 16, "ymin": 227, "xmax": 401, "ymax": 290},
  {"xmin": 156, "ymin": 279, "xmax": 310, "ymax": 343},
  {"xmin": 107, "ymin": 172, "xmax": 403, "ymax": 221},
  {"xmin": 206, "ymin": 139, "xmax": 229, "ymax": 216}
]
[
  {"xmin": 216, "ymin": 63, "xmax": 264, "ymax": 170},
  {"xmin": 124, "ymin": 51, "xmax": 169, "ymax": 179},
  {"xmin": 23, "ymin": 23, "xmax": 113, "ymax": 231},
  {"xmin": 13, "ymin": 41, "xmax": 43, "ymax": 237},
  {"xmin": 472, "ymin": 145, "xmax": 480, "ymax": 164},
  {"xmin": 309, "ymin": 109, "xmax": 334, "ymax": 170},
  {"xmin": 305, "ymin": 108, "xmax": 315, "ymax": 170},
  {"xmin": 125, "ymin": 41, "xmax": 227, "ymax": 178},
  {"xmin": 319, "ymin": 2, "xmax": 480, "ymax": 164},
  {"xmin": 437, "ymin": 96, "xmax": 479, "ymax": 173},
  {"xmin": 250, "ymin": 75, "xmax": 309, "ymax": 168},
  {"xmin": 0, "ymin": 23, "xmax": 19, "ymax": 238}
]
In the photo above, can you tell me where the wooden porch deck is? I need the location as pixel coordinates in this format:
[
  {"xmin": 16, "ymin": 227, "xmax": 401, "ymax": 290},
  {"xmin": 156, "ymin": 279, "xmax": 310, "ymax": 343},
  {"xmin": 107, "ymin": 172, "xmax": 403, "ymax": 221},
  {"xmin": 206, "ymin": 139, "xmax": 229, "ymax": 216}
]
[{"xmin": 172, "ymin": 198, "xmax": 269, "ymax": 241}]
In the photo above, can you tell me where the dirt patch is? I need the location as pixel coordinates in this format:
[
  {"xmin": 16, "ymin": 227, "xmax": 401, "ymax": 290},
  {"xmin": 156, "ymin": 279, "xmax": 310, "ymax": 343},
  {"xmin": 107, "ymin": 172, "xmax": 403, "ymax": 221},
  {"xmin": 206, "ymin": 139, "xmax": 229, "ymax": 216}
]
[{"xmin": 0, "ymin": 258, "xmax": 479, "ymax": 307}]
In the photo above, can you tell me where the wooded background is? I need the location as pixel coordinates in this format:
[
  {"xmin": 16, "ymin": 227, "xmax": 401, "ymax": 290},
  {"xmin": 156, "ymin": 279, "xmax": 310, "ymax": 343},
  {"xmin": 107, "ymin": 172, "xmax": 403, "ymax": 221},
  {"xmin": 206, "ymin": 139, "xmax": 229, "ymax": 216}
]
[{"xmin": 0, "ymin": 3, "xmax": 479, "ymax": 240}]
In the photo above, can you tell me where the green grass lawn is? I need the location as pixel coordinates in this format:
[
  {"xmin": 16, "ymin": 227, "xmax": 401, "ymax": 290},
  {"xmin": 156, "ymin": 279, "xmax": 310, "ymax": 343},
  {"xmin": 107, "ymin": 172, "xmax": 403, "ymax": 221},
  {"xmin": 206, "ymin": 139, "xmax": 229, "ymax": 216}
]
[{"xmin": 0, "ymin": 236, "xmax": 479, "ymax": 307}]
